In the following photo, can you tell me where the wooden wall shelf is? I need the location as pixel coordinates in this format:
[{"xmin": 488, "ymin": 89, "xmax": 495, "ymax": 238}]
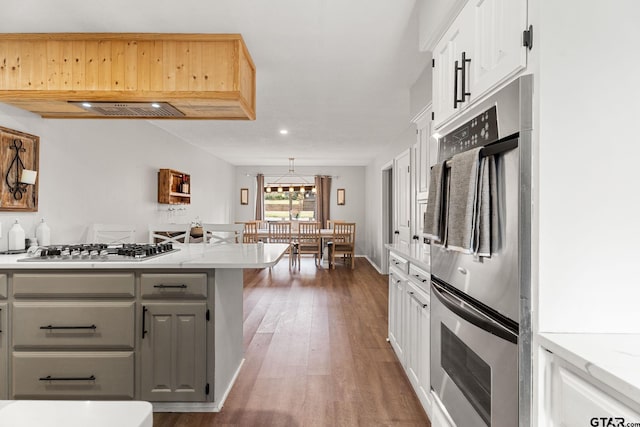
[{"xmin": 158, "ymin": 169, "xmax": 190, "ymax": 204}]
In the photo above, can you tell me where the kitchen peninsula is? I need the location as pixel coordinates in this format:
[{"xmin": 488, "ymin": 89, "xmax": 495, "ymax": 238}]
[{"xmin": 0, "ymin": 243, "xmax": 288, "ymax": 412}]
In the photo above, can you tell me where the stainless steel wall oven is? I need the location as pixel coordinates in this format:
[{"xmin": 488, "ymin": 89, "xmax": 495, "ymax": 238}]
[{"xmin": 429, "ymin": 75, "xmax": 533, "ymax": 427}]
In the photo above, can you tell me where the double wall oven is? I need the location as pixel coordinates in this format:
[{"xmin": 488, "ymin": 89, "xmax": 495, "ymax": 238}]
[{"xmin": 429, "ymin": 75, "xmax": 533, "ymax": 427}]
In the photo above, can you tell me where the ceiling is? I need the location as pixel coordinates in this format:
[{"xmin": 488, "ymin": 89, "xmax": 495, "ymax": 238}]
[{"xmin": 1, "ymin": 0, "xmax": 428, "ymax": 167}]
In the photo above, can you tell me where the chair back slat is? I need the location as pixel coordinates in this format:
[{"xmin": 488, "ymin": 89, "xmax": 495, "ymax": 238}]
[
  {"xmin": 240, "ymin": 221, "xmax": 258, "ymax": 243},
  {"xmin": 268, "ymin": 222, "xmax": 292, "ymax": 244}
]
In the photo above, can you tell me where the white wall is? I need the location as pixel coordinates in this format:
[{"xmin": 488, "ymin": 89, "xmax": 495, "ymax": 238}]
[
  {"xmin": 536, "ymin": 0, "xmax": 640, "ymax": 333},
  {"xmin": 364, "ymin": 126, "xmax": 416, "ymax": 269},
  {"xmin": 0, "ymin": 104, "xmax": 235, "ymax": 247},
  {"xmin": 234, "ymin": 165, "xmax": 366, "ymax": 254}
]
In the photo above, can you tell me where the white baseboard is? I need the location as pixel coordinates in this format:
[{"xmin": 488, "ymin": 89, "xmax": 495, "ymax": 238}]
[
  {"xmin": 364, "ymin": 255, "xmax": 384, "ymax": 274},
  {"xmin": 151, "ymin": 358, "xmax": 245, "ymax": 413}
]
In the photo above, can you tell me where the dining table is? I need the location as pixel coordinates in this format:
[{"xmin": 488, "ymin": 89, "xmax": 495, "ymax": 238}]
[{"xmin": 255, "ymin": 228, "xmax": 342, "ymax": 268}]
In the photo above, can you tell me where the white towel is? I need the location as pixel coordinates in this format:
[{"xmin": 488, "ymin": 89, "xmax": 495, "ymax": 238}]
[{"xmin": 424, "ymin": 162, "xmax": 446, "ymax": 242}]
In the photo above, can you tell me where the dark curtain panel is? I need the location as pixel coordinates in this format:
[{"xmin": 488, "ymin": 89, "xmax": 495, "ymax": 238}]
[
  {"xmin": 255, "ymin": 174, "xmax": 264, "ymax": 220},
  {"xmin": 315, "ymin": 175, "xmax": 332, "ymax": 228}
]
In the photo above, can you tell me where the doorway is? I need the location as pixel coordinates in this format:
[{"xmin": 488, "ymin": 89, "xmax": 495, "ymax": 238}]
[{"xmin": 381, "ymin": 162, "xmax": 393, "ymax": 274}]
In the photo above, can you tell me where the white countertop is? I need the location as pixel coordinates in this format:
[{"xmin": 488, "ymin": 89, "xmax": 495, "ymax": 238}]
[
  {"xmin": 538, "ymin": 333, "xmax": 640, "ymax": 405},
  {"xmin": 0, "ymin": 400, "xmax": 152, "ymax": 427},
  {"xmin": 385, "ymin": 242, "xmax": 430, "ymax": 271},
  {"xmin": 0, "ymin": 243, "xmax": 289, "ymax": 269}
]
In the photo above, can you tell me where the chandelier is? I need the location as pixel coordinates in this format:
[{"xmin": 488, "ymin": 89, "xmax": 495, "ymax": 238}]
[{"xmin": 265, "ymin": 158, "xmax": 316, "ymax": 194}]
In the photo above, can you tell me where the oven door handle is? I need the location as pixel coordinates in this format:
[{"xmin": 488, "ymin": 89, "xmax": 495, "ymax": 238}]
[{"xmin": 431, "ymin": 281, "xmax": 517, "ymax": 344}]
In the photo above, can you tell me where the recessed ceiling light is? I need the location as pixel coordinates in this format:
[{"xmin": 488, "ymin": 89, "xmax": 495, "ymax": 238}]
[
  {"xmin": 279, "ymin": 129, "xmax": 288, "ymax": 135},
  {"xmin": 82, "ymin": 102, "xmax": 92, "ymax": 108},
  {"xmin": 151, "ymin": 103, "xmax": 161, "ymax": 108}
]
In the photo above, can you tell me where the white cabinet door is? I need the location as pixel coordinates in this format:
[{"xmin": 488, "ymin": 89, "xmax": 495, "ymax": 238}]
[
  {"xmin": 546, "ymin": 352, "xmax": 640, "ymax": 427},
  {"xmin": 388, "ymin": 270, "xmax": 406, "ymax": 364},
  {"xmin": 405, "ymin": 282, "xmax": 431, "ymax": 412},
  {"xmin": 469, "ymin": 0, "xmax": 528, "ymax": 101},
  {"xmin": 432, "ymin": 7, "xmax": 474, "ymax": 128},
  {"xmin": 416, "ymin": 114, "xmax": 431, "ymax": 200},
  {"xmin": 394, "ymin": 149, "xmax": 411, "ymax": 245}
]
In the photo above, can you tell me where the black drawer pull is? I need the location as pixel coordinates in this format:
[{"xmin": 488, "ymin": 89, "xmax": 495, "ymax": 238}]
[
  {"xmin": 40, "ymin": 324, "xmax": 97, "ymax": 330},
  {"xmin": 39, "ymin": 375, "xmax": 96, "ymax": 381},
  {"xmin": 142, "ymin": 305, "xmax": 148, "ymax": 339},
  {"xmin": 153, "ymin": 284, "xmax": 188, "ymax": 289}
]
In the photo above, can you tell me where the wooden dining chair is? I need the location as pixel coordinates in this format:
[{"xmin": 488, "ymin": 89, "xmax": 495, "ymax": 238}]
[
  {"xmin": 330, "ymin": 222, "xmax": 356, "ymax": 270},
  {"xmin": 239, "ymin": 221, "xmax": 259, "ymax": 243},
  {"xmin": 202, "ymin": 223, "xmax": 244, "ymax": 244},
  {"xmin": 148, "ymin": 223, "xmax": 192, "ymax": 244},
  {"xmin": 268, "ymin": 221, "xmax": 293, "ymax": 268},
  {"xmin": 297, "ymin": 222, "xmax": 321, "ymax": 269},
  {"xmin": 88, "ymin": 223, "xmax": 136, "ymax": 244}
]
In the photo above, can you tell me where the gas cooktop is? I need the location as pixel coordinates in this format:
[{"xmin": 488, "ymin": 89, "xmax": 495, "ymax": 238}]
[{"xmin": 17, "ymin": 243, "xmax": 179, "ymax": 262}]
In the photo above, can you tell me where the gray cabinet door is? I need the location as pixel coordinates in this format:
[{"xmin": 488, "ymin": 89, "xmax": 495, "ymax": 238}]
[
  {"xmin": 0, "ymin": 303, "xmax": 6, "ymax": 399},
  {"xmin": 139, "ymin": 302, "xmax": 207, "ymax": 402}
]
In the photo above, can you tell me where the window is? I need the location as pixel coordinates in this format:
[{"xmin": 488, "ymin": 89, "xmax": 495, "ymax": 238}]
[{"xmin": 264, "ymin": 189, "xmax": 316, "ymax": 221}]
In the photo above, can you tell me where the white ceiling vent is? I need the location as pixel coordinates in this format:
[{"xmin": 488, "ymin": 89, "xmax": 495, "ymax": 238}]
[{"xmin": 69, "ymin": 102, "xmax": 185, "ymax": 118}]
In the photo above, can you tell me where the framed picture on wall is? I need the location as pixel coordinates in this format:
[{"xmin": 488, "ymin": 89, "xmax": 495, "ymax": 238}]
[
  {"xmin": 240, "ymin": 188, "xmax": 249, "ymax": 205},
  {"xmin": 337, "ymin": 188, "xmax": 345, "ymax": 205}
]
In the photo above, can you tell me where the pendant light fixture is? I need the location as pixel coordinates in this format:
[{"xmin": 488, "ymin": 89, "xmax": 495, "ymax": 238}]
[{"xmin": 265, "ymin": 158, "xmax": 315, "ymax": 193}]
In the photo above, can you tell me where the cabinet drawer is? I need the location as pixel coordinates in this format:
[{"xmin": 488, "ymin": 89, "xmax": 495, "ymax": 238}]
[
  {"xmin": 389, "ymin": 253, "xmax": 409, "ymax": 274},
  {"xmin": 0, "ymin": 274, "xmax": 6, "ymax": 298},
  {"xmin": 13, "ymin": 273, "xmax": 135, "ymax": 298},
  {"xmin": 408, "ymin": 264, "xmax": 430, "ymax": 293},
  {"xmin": 13, "ymin": 302, "xmax": 135, "ymax": 349},
  {"xmin": 140, "ymin": 273, "xmax": 207, "ymax": 299},
  {"xmin": 12, "ymin": 351, "xmax": 134, "ymax": 399}
]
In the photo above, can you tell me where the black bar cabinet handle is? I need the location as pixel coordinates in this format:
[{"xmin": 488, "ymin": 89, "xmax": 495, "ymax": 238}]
[
  {"xmin": 39, "ymin": 375, "xmax": 96, "ymax": 381},
  {"xmin": 153, "ymin": 284, "xmax": 188, "ymax": 289},
  {"xmin": 461, "ymin": 51, "xmax": 471, "ymax": 101},
  {"xmin": 454, "ymin": 59, "xmax": 460, "ymax": 108},
  {"xmin": 142, "ymin": 305, "xmax": 148, "ymax": 339},
  {"xmin": 40, "ymin": 324, "xmax": 97, "ymax": 330}
]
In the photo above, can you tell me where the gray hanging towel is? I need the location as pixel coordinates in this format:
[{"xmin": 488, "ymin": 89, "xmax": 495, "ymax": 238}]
[
  {"xmin": 474, "ymin": 155, "xmax": 497, "ymax": 257},
  {"xmin": 446, "ymin": 147, "xmax": 482, "ymax": 253},
  {"xmin": 424, "ymin": 161, "xmax": 446, "ymax": 242}
]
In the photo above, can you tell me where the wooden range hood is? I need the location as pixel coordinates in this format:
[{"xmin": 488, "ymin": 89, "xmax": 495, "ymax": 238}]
[{"xmin": 0, "ymin": 33, "xmax": 256, "ymax": 119}]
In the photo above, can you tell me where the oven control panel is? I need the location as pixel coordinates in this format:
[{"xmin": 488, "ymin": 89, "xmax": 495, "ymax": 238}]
[{"xmin": 438, "ymin": 105, "xmax": 499, "ymax": 162}]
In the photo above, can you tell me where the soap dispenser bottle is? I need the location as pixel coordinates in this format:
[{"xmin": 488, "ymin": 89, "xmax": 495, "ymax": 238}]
[
  {"xmin": 36, "ymin": 218, "xmax": 51, "ymax": 246},
  {"xmin": 8, "ymin": 219, "xmax": 25, "ymax": 251}
]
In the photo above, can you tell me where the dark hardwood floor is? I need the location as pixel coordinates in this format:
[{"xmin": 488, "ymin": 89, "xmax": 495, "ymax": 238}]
[{"xmin": 154, "ymin": 257, "xmax": 430, "ymax": 427}]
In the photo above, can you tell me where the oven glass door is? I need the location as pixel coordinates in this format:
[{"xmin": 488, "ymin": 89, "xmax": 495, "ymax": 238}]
[{"xmin": 431, "ymin": 281, "xmax": 518, "ymax": 427}]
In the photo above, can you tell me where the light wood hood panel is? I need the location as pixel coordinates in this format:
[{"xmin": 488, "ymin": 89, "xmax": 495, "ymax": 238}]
[{"xmin": 0, "ymin": 33, "xmax": 256, "ymax": 119}]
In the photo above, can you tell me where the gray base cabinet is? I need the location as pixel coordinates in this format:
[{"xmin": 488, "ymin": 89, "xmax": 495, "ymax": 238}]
[
  {"xmin": 0, "ymin": 302, "xmax": 7, "ymax": 400},
  {"xmin": 140, "ymin": 302, "xmax": 207, "ymax": 402},
  {"xmin": 1, "ymin": 270, "xmax": 214, "ymax": 405}
]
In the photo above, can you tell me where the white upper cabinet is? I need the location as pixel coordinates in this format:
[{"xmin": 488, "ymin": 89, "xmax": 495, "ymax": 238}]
[
  {"xmin": 432, "ymin": 10, "xmax": 473, "ymax": 128},
  {"xmin": 432, "ymin": 0, "xmax": 528, "ymax": 128},
  {"xmin": 469, "ymin": 0, "xmax": 528, "ymax": 100}
]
